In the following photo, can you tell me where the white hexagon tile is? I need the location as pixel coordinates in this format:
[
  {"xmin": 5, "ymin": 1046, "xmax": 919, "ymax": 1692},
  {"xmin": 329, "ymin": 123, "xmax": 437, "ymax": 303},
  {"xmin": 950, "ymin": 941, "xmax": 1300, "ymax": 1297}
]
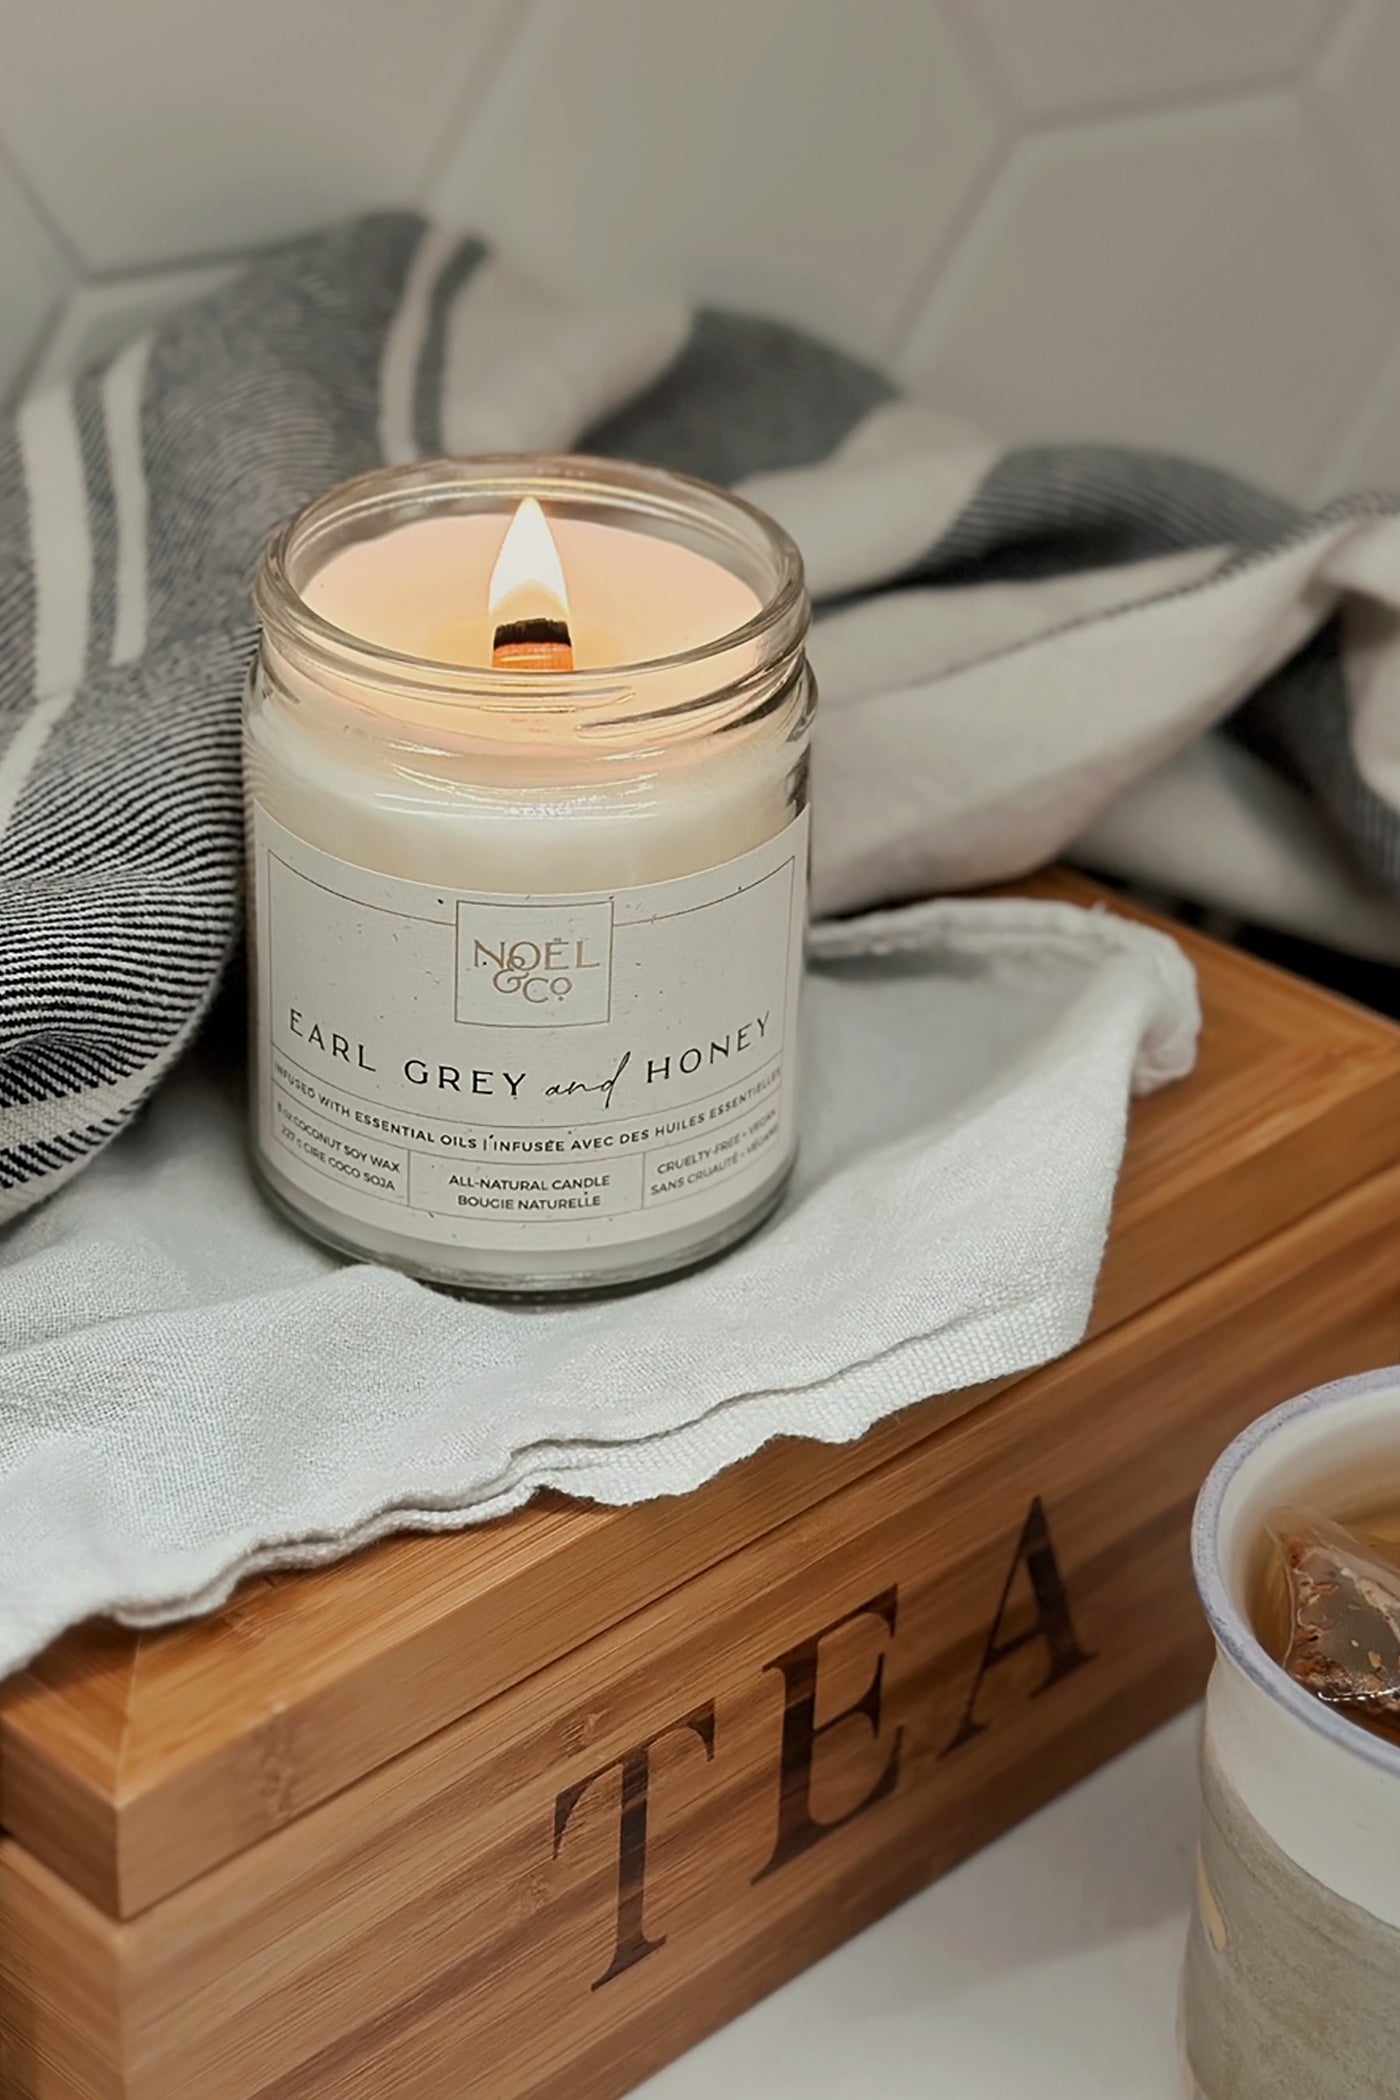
[
  {"xmin": 427, "ymin": 0, "xmax": 999, "ymax": 360},
  {"xmin": 0, "ymin": 0, "xmax": 1397, "ymax": 509},
  {"xmin": 0, "ymin": 0, "xmax": 517, "ymax": 269},
  {"xmin": 896, "ymin": 97, "xmax": 1397, "ymax": 497}
]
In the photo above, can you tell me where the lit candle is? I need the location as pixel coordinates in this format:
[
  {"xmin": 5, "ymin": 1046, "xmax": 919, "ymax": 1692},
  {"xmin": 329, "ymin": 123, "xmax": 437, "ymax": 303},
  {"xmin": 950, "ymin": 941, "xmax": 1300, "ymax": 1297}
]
[
  {"xmin": 487, "ymin": 497, "xmax": 575, "ymax": 672},
  {"xmin": 247, "ymin": 454, "xmax": 814, "ymax": 1295}
]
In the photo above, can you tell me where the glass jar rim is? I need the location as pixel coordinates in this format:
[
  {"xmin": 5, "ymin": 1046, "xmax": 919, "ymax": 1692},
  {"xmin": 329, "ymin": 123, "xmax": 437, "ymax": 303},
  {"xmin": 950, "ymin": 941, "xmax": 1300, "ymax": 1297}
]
[
  {"xmin": 1194, "ymin": 1368, "xmax": 1400, "ymax": 1782},
  {"xmin": 255, "ymin": 452, "xmax": 810, "ymax": 715}
]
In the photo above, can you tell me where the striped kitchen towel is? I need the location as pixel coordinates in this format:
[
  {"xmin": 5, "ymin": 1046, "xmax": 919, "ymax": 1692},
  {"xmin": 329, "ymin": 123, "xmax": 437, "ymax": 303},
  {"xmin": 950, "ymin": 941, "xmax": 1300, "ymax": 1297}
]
[{"xmin": 3, "ymin": 210, "xmax": 1400, "ymax": 1220}]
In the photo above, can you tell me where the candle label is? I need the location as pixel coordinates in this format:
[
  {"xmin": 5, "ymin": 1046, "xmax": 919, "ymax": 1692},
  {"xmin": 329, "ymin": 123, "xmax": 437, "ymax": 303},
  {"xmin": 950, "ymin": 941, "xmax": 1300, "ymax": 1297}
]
[{"xmin": 252, "ymin": 805, "xmax": 809, "ymax": 1255}]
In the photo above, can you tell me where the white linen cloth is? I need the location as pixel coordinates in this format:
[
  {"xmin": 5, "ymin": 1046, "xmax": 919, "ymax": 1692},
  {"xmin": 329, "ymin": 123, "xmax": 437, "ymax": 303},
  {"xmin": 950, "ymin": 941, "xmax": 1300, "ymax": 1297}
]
[{"xmin": 0, "ymin": 897, "xmax": 1196, "ymax": 1675}]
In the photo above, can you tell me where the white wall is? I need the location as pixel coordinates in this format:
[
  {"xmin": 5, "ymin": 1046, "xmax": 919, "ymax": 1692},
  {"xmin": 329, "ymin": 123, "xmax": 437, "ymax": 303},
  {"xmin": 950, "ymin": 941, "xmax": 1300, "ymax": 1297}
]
[{"xmin": 2, "ymin": 0, "xmax": 1397, "ymax": 501}]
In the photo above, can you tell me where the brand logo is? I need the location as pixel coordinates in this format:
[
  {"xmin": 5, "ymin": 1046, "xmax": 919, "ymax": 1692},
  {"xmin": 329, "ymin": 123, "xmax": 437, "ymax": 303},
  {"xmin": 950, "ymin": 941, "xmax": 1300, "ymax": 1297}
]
[
  {"xmin": 455, "ymin": 898, "xmax": 614, "ymax": 1028},
  {"xmin": 473, "ymin": 934, "xmax": 600, "ymax": 1005}
]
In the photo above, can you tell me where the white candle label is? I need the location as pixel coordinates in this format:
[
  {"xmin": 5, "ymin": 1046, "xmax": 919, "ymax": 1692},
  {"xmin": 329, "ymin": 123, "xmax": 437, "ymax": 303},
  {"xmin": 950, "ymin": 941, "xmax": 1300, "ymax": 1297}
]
[{"xmin": 252, "ymin": 805, "xmax": 808, "ymax": 1258}]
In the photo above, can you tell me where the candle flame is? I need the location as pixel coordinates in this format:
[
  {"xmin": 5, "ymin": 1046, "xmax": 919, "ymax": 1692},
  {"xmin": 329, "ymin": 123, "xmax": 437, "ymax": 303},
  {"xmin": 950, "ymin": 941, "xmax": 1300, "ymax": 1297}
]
[{"xmin": 489, "ymin": 496, "xmax": 570, "ymax": 618}]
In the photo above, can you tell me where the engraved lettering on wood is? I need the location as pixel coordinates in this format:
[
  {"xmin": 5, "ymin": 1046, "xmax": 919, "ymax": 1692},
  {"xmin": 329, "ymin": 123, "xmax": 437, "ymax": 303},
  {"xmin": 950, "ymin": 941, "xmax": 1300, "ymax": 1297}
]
[
  {"xmin": 942, "ymin": 1496, "xmax": 1094, "ymax": 1758},
  {"xmin": 552, "ymin": 1701, "xmax": 717, "ymax": 1990},
  {"xmin": 552, "ymin": 1510, "xmax": 1097, "ymax": 1982},
  {"xmin": 753, "ymin": 1587, "xmax": 903, "ymax": 1883}
]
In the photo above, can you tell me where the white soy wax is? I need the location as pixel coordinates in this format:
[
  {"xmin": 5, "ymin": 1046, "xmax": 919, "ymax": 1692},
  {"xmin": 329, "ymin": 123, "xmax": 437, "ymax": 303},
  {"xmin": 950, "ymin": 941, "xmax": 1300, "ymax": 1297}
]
[{"xmin": 246, "ymin": 454, "xmax": 814, "ymax": 1295}]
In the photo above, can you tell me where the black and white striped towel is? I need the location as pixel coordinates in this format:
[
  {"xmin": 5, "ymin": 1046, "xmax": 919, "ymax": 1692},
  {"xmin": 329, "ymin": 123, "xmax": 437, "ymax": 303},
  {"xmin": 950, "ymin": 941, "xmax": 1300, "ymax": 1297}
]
[{"xmin": 4, "ymin": 210, "xmax": 1400, "ymax": 1220}]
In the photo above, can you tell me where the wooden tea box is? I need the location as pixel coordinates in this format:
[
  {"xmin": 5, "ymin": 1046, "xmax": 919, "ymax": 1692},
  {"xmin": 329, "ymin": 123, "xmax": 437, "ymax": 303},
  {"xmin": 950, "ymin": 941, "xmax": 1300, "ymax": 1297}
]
[{"xmin": 4, "ymin": 876, "xmax": 1400, "ymax": 2100}]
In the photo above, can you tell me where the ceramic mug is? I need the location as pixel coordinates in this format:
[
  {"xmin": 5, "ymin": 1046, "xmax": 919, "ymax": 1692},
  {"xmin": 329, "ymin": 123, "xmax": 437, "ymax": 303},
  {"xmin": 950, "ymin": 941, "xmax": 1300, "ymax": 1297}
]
[{"xmin": 1184, "ymin": 1368, "xmax": 1400, "ymax": 2100}]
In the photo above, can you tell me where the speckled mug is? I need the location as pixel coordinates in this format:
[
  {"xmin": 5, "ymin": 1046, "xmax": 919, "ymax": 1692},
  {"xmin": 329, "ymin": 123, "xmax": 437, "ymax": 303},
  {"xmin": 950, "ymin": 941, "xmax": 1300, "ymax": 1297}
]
[{"xmin": 1184, "ymin": 1369, "xmax": 1400, "ymax": 2100}]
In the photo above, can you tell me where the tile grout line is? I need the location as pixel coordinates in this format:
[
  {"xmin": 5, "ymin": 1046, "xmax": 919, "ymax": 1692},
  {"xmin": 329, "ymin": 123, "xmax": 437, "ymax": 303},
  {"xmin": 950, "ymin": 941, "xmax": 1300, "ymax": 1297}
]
[
  {"xmin": 881, "ymin": 130, "xmax": 1013, "ymax": 377},
  {"xmin": 979, "ymin": 76, "xmax": 1311, "ymax": 143},
  {"xmin": 1305, "ymin": 334, "xmax": 1400, "ymax": 503},
  {"xmin": 0, "ymin": 130, "xmax": 84, "ymax": 277},
  {"xmin": 1308, "ymin": 0, "xmax": 1376, "ymax": 80},
  {"xmin": 413, "ymin": 0, "xmax": 551, "ymax": 206},
  {"xmin": 85, "ymin": 241, "xmax": 258, "ymax": 287}
]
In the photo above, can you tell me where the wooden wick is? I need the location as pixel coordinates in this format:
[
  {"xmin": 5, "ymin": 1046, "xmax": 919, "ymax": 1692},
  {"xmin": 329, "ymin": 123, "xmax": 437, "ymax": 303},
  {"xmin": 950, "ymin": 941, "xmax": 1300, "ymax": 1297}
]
[{"xmin": 491, "ymin": 616, "xmax": 575, "ymax": 673}]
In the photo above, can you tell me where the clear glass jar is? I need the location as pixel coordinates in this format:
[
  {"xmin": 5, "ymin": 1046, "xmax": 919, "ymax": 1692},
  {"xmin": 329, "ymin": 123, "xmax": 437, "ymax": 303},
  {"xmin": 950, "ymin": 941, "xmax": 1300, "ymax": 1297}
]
[{"xmin": 247, "ymin": 454, "xmax": 814, "ymax": 1295}]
